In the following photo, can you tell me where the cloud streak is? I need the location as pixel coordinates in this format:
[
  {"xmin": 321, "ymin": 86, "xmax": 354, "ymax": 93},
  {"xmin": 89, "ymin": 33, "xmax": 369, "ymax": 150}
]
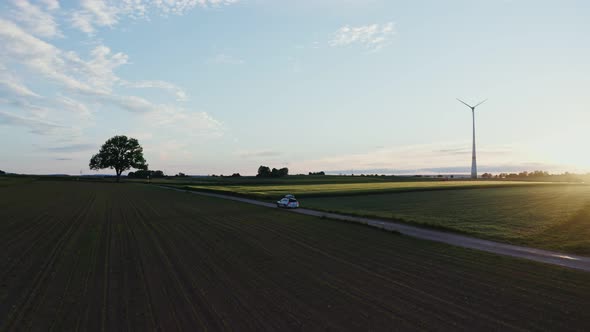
[
  {"xmin": 0, "ymin": 70, "xmax": 40, "ymax": 98},
  {"xmin": 0, "ymin": 110, "xmax": 69, "ymax": 136},
  {"xmin": 42, "ymin": 143, "xmax": 97, "ymax": 153},
  {"xmin": 121, "ymin": 80, "xmax": 188, "ymax": 101}
]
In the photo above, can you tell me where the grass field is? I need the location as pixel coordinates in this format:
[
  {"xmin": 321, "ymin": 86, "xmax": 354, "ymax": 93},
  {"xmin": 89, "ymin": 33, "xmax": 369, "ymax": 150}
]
[
  {"xmin": 302, "ymin": 184, "xmax": 590, "ymax": 255},
  {"xmin": 1, "ymin": 181, "xmax": 589, "ymax": 330},
  {"xmin": 186, "ymin": 180, "xmax": 548, "ymax": 199}
]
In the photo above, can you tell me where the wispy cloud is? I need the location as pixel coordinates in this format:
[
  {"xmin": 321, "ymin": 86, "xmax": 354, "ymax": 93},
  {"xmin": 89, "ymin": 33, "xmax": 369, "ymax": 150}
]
[
  {"xmin": 290, "ymin": 143, "xmax": 535, "ymax": 175},
  {"xmin": 70, "ymin": 0, "xmax": 240, "ymax": 34},
  {"xmin": 0, "ymin": 110, "xmax": 70, "ymax": 136},
  {"xmin": 0, "ymin": 7, "xmax": 223, "ymax": 142},
  {"xmin": 145, "ymin": 108, "xmax": 224, "ymax": 139},
  {"xmin": 39, "ymin": 0, "xmax": 60, "ymax": 11},
  {"xmin": 153, "ymin": 0, "xmax": 239, "ymax": 14},
  {"xmin": 121, "ymin": 80, "xmax": 188, "ymax": 101},
  {"xmin": 106, "ymin": 95, "xmax": 159, "ymax": 113},
  {"xmin": 55, "ymin": 96, "xmax": 92, "ymax": 118},
  {"xmin": 0, "ymin": 20, "xmax": 127, "ymax": 95},
  {"xmin": 11, "ymin": 0, "xmax": 62, "ymax": 38},
  {"xmin": 41, "ymin": 143, "xmax": 97, "ymax": 153},
  {"xmin": 329, "ymin": 22, "xmax": 395, "ymax": 51},
  {"xmin": 70, "ymin": 0, "xmax": 123, "ymax": 34},
  {"xmin": 0, "ymin": 69, "xmax": 40, "ymax": 98}
]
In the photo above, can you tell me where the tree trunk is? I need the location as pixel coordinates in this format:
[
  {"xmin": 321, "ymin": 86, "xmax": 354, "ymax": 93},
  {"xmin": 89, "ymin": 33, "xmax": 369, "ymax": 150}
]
[{"xmin": 116, "ymin": 169, "xmax": 121, "ymax": 182}]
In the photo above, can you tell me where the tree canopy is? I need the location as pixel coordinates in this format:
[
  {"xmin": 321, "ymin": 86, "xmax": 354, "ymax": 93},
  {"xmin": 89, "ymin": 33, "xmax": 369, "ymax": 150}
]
[
  {"xmin": 257, "ymin": 165, "xmax": 271, "ymax": 177},
  {"xmin": 89, "ymin": 135, "xmax": 147, "ymax": 182},
  {"xmin": 257, "ymin": 165, "xmax": 288, "ymax": 178}
]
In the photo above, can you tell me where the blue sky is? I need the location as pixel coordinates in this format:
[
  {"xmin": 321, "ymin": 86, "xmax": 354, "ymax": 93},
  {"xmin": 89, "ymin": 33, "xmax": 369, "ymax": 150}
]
[{"xmin": 1, "ymin": 0, "xmax": 589, "ymax": 175}]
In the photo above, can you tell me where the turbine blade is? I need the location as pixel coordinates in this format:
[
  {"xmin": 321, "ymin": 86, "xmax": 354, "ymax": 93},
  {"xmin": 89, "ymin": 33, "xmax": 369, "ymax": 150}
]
[
  {"xmin": 456, "ymin": 98, "xmax": 473, "ymax": 109},
  {"xmin": 474, "ymin": 99, "xmax": 488, "ymax": 108}
]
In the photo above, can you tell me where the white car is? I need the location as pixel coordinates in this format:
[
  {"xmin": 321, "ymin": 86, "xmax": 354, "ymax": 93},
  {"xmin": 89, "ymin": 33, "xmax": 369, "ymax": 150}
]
[{"xmin": 276, "ymin": 195, "xmax": 299, "ymax": 209}]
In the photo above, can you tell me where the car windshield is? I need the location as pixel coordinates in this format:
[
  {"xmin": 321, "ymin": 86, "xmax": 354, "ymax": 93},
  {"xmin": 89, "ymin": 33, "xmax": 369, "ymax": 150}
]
[{"xmin": 289, "ymin": 199, "xmax": 297, "ymax": 202}]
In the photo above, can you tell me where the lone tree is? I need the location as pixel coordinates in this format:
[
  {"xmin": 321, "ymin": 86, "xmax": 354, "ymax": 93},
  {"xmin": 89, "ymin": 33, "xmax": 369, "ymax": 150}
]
[{"xmin": 89, "ymin": 135, "xmax": 147, "ymax": 182}]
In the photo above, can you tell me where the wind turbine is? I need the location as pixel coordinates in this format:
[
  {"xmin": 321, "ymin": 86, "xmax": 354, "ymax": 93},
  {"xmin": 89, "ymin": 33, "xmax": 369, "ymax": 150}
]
[{"xmin": 457, "ymin": 98, "xmax": 487, "ymax": 179}]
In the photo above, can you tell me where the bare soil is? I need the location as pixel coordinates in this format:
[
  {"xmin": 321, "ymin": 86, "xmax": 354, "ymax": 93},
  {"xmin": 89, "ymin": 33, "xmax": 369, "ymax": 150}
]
[{"xmin": 1, "ymin": 181, "xmax": 589, "ymax": 331}]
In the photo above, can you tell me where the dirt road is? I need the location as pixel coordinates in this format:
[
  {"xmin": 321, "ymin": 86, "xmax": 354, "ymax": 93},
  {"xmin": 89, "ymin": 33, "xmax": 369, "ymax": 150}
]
[{"xmin": 161, "ymin": 186, "xmax": 590, "ymax": 272}]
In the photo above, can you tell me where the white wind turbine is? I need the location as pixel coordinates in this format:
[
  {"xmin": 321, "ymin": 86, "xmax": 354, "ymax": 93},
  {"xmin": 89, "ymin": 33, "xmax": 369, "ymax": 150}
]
[{"xmin": 457, "ymin": 98, "xmax": 487, "ymax": 179}]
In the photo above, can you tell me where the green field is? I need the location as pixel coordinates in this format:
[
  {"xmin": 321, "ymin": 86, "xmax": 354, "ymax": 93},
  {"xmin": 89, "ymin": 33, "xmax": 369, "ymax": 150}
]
[
  {"xmin": 302, "ymin": 184, "xmax": 590, "ymax": 255},
  {"xmin": 186, "ymin": 180, "xmax": 547, "ymax": 199},
  {"xmin": 1, "ymin": 180, "xmax": 589, "ymax": 330}
]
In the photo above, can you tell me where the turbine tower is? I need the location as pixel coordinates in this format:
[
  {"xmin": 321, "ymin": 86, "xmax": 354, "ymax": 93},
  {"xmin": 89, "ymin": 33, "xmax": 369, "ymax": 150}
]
[{"xmin": 457, "ymin": 98, "xmax": 487, "ymax": 179}]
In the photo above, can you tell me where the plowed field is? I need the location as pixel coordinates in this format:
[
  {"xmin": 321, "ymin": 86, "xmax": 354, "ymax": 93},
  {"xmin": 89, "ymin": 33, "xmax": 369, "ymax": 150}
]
[{"xmin": 1, "ymin": 181, "xmax": 589, "ymax": 331}]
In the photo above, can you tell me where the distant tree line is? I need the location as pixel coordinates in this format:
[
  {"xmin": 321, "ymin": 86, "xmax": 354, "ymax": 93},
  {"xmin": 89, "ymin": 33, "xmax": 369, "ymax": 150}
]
[
  {"xmin": 308, "ymin": 171, "xmax": 325, "ymax": 176},
  {"xmin": 209, "ymin": 173, "xmax": 241, "ymax": 177},
  {"xmin": 481, "ymin": 170, "xmax": 551, "ymax": 179},
  {"xmin": 257, "ymin": 165, "xmax": 289, "ymax": 178},
  {"xmin": 0, "ymin": 170, "xmax": 5, "ymax": 175},
  {"xmin": 128, "ymin": 169, "xmax": 165, "ymax": 179}
]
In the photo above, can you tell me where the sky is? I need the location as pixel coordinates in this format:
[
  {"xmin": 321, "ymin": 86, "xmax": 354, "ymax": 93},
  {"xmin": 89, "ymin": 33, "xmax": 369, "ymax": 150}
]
[{"xmin": 0, "ymin": 0, "xmax": 589, "ymax": 176}]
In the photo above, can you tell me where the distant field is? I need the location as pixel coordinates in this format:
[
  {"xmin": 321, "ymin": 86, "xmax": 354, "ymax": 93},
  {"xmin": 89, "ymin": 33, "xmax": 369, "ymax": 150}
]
[
  {"xmin": 1, "ymin": 181, "xmax": 589, "ymax": 330},
  {"xmin": 0, "ymin": 176, "xmax": 36, "ymax": 187},
  {"xmin": 186, "ymin": 180, "xmax": 549, "ymax": 199},
  {"xmin": 302, "ymin": 184, "xmax": 590, "ymax": 255},
  {"xmin": 135, "ymin": 174, "xmax": 442, "ymax": 186},
  {"xmin": 42, "ymin": 174, "xmax": 452, "ymax": 187}
]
